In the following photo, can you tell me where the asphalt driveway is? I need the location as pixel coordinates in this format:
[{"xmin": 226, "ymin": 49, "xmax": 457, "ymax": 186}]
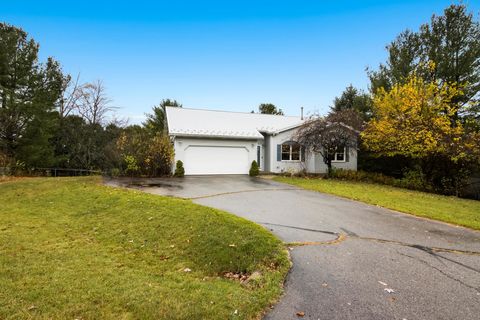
[{"xmin": 110, "ymin": 176, "xmax": 480, "ymax": 320}]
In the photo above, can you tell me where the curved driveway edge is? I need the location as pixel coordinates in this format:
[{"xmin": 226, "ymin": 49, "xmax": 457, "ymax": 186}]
[{"xmin": 108, "ymin": 176, "xmax": 480, "ymax": 320}]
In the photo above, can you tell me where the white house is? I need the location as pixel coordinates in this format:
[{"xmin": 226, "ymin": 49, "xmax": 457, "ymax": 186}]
[{"xmin": 165, "ymin": 107, "xmax": 357, "ymax": 175}]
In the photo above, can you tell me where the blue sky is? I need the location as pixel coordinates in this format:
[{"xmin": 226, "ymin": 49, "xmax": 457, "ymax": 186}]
[{"xmin": 2, "ymin": 0, "xmax": 479, "ymax": 122}]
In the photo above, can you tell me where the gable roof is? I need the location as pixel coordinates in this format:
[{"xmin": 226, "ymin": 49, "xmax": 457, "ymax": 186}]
[{"xmin": 166, "ymin": 107, "xmax": 304, "ymax": 139}]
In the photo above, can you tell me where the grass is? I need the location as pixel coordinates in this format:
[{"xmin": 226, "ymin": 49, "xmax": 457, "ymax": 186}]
[
  {"xmin": 0, "ymin": 177, "xmax": 289, "ymax": 319},
  {"xmin": 274, "ymin": 176, "xmax": 480, "ymax": 230}
]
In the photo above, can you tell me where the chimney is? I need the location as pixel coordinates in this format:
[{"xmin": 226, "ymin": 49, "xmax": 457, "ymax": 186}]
[{"xmin": 301, "ymin": 107, "xmax": 304, "ymax": 120}]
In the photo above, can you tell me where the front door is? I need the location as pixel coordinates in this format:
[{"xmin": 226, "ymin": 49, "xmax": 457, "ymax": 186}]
[{"xmin": 257, "ymin": 145, "xmax": 264, "ymax": 171}]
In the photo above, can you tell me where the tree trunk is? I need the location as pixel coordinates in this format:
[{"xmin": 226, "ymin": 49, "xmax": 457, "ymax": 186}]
[{"xmin": 326, "ymin": 160, "xmax": 333, "ymax": 177}]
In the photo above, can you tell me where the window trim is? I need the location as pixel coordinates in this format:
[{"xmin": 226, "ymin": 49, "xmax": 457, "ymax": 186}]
[
  {"xmin": 332, "ymin": 147, "xmax": 346, "ymax": 163},
  {"xmin": 280, "ymin": 142, "xmax": 302, "ymax": 162}
]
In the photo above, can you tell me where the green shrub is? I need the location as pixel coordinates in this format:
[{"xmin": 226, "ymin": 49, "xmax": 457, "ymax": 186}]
[
  {"xmin": 109, "ymin": 168, "xmax": 121, "ymax": 177},
  {"xmin": 124, "ymin": 155, "xmax": 139, "ymax": 176},
  {"xmin": 117, "ymin": 131, "xmax": 174, "ymax": 177},
  {"xmin": 329, "ymin": 168, "xmax": 396, "ymax": 185},
  {"xmin": 145, "ymin": 134, "xmax": 175, "ymax": 177},
  {"xmin": 330, "ymin": 169, "xmax": 390, "ymax": 186},
  {"xmin": 328, "ymin": 168, "xmax": 440, "ymax": 193},
  {"xmin": 438, "ymin": 168, "xmax": 470, "ymax": 196},
  {"xmin": 396, "ymin": 168, "xmax": 431, "ymax": 191},
  {"xmin": 174, "ymin": 160, "xmax": 185, "ymax": 177},
  {"xmin": 249, "ymin": 160, "xmax": 259, "ymax": 176}
]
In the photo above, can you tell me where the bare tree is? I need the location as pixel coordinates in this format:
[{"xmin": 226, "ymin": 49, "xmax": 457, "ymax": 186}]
[
  {"xmin": 58, "ymin": 73, "xmax": 82, "ymax": 118},
  {"xmin": 76, "ymin": 80, "xmax": 114, "ymax": 125},
  {"xmin": 296, "ymin": 110, "xmax": 362, "ymax": 175},
  {"xmin": 108, "ymin": 113, "xmax": 129, "ymax": 128}
]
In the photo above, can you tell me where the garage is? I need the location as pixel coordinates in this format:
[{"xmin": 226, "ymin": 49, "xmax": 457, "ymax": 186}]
[
  {"xmin": 166, "ymin": 107, "xmax": 305, "ymax": 175},
  {"xmin": 183, "ymin": 145, "xmax": 250, "ymax": 175}
]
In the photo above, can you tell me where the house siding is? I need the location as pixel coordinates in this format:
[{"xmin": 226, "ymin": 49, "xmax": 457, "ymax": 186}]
[
  {"xmin": 267, "ymin": 128, "xmax": 358, "ymax": 174},
  {"xmin": 170, "ymin": 128, "xmax": 358, "ymax": 175},
  {"xmin": 313, "ymin": 147, "xmax": 358, "ymax": 173}
]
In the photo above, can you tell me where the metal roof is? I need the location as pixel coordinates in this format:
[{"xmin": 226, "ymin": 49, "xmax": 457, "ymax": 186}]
[{"xmin": 166, "ymin": 107, "xmax": 304, "ymax": 139}]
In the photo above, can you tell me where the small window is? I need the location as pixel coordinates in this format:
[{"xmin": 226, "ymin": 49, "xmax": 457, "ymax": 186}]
[
  {"xmin": 291, "ymin": 144, "xmax": 300, "ymax": 160},
  {"xmin": 333, "ymin": 147, "xmax": 346, "ymax": 162},
  {"xmin": 281, "ymin": 142, "xmax": 302, "ymax": 161},
  {"xmin": 281, "ymin": 144, "xmax": 291, "ymax": 160}
]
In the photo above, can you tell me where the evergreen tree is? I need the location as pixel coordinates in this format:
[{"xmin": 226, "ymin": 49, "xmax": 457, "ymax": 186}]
[
  {"xmin": 143, "ymin": 99, "xmax": 182, "ymax": 134},
  {"xmin": 258, "ymin": 103, "xmax": 284, "ymax": 115},
  {"xmin": 331, "ymin": 85, "xmax": 372, "ymax": 120},
  {"xmin": 368, "ymin": 4, "xmax": 480, "ymax": 123},
  {"xmin": 0, "ymin": 23, "xmax": 65, "ymax": 167}
]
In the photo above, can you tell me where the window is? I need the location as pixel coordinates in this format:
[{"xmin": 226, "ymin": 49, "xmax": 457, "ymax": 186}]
[
  {"xmin": 281, "ymin": 142, "xmax": 302, "ymax": 161},
  {"xmin": 281, "ymin": 144, "xmax": 291, "ymax": 160},
  {"xmin": 332, "ymin": 147, "xmax": 346, "ymax": 162},
  {"xmin": 291, "ymin": 144, "xmax": 300, "ymax": 160}
]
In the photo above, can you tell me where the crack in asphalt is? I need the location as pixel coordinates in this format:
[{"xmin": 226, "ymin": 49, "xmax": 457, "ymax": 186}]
[
  {"xmin": 259, "ymin": 222, "xmax": 339, "ymax": 236},
  {"xmin": 285, "ymin": 234, "xmax": 348, "ymax": 247},
  {"xmin": 398, "ymin": 251, "xmax": 480, "ymax": 293},
  {"xmin": 264, "ymin": 221, "xmax": 480, "ymax": 293},
  {"xmin": 187, "ymin": 188, "xmax": 301, "ymax": 200},
  {"xmin": 357, "ymin": 236, "xmax": 480, "ymax": 256},
  {"xmin": 259, "ymin": 222, "xmax": 480, "ymax": 256}
]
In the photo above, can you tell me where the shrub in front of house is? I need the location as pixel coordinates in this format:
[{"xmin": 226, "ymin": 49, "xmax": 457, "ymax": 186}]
[
  {"xmin": 329, "ymin": 168, "xmax": 438, "ymax": 193},
  {"xmin": 174, "ymin": 160, "xmax": 185, "ymax": 177},
  {"xmin": 329, "ymin": 168, "xmax": 395, "ymax": 184},
  {"xmin": 249, "ymin": 160, "xmax": 259, "ymax": 176}
]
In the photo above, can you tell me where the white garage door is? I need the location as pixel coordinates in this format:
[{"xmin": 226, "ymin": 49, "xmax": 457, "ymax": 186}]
[{"xmin": 184, "ymin": 145, "xmax": 250, "ymax": 175}]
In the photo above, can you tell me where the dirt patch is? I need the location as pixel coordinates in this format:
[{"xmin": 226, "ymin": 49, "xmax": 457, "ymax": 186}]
[{"xmin": 0, "ymin": 177, "xmax": 30, "ymax": 184}]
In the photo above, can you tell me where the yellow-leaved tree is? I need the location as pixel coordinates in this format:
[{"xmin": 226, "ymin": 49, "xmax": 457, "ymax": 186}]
[{"xmin": 362, "ymin": 75, "xmax": 479, "ymax": 163}]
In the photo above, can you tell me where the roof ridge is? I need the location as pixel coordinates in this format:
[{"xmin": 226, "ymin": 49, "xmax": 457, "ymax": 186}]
[{"xmin": 166, "ymin": 106, "xmax": 301, "ymax": 118}]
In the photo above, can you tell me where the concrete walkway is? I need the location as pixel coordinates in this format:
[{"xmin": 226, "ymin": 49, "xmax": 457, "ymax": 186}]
[{"xmin": 109, "ymin": 176, "xmax": 480, "ymax": 320}]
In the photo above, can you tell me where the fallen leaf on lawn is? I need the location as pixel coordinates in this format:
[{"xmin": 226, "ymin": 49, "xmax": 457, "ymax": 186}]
[
  {"xmin": 378, "ymin": 281, "xmax": 388, "ymax": 286},
  {"xmin": 384, "ymin": 288, "xmax": 395, "ymax": 293},
  {"xmin": 183, "ymin": 268, "xmax": 191, "ymax": 272},
  {"xmin": 296, "ymin": 311, "xmax": 305, "ymax": 317},
  {"xmin": 224, "ymin": 272, "xmax": 249, "ymax": 282}
]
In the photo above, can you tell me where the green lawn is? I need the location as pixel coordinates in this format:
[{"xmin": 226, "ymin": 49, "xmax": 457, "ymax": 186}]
[
  {"xmin": 274, "ymin": 176, "xmax": 480, "ymax": 230},
  {"xmin": 0, "ymin": 177, "xmax": 289, "ymax": 319}
]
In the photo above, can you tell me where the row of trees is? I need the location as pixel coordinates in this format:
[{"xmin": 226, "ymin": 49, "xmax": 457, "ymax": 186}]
[
  {"xmin": 0, "ymin": 22, "xmax": 177, "ymax": 176},
  {"xmin": 298, "ymin": 4, "xmax": 480, "ymax": 196},
  {"xmin": 0, "ymin": 20, "xmax": 287, "ymax": 177}
]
